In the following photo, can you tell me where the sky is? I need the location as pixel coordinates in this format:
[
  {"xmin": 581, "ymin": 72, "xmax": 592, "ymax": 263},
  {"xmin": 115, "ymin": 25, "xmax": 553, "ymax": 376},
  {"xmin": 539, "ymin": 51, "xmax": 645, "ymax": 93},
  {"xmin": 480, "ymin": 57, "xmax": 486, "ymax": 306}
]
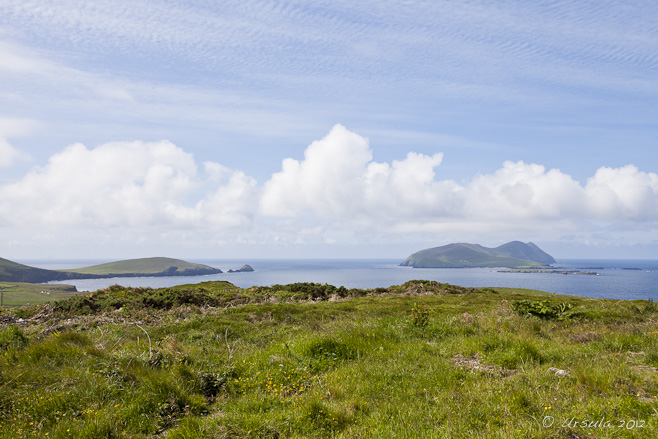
[{"xmin": 1, "ymin": 0, "xmax": 657, "ymax": 261}]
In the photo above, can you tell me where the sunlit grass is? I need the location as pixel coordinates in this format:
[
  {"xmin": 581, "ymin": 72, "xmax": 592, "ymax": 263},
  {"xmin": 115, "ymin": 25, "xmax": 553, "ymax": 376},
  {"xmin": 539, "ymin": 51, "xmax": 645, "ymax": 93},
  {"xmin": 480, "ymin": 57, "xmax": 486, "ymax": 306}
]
[{"xmin": 0, "ymin": 281, "xmax": 656, "ymax": 437}]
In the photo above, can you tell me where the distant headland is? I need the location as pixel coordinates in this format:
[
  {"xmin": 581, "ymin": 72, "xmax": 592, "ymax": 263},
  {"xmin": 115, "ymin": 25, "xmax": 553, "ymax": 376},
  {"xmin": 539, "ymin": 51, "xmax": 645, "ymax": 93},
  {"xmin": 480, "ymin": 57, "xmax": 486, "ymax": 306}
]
[
  {"xmin": 400, "ymin": 241, "xmax": 555, "ymax": 268},
  {"xmin": 0, "ymin": 256, "xmax": 225, "ymax": 283}
]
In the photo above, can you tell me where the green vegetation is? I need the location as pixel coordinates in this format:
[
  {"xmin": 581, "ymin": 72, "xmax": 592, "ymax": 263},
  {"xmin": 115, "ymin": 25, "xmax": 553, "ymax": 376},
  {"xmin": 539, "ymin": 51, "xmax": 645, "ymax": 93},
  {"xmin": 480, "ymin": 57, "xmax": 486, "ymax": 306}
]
[
  {"xmin": 400, "ymin": 241, "xmax": 556, "ymax": 268},
  {"xmin": 511, "ymin": 299, "xmax": 575, "ymax": 319},
  {"xmin": 0, "ymin": 258, "xmax": 64, "ymax": 283},
  {"xmin": 0, "ymin": 280, "xmax": 656, "ymax": 438},
  {"xmin": 0, "ymin": 283, "xmax": 80, "ymax": 306}
]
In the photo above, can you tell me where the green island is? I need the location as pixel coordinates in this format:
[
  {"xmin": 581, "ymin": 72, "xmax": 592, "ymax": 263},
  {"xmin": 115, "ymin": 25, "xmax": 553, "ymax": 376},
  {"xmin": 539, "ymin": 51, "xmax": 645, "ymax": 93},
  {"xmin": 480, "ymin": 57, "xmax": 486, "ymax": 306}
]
[
  {"xmin": 400, "ymin": 241, "xmax": 556, "ymax": 268},
  {"xmin": 0, "ymin": 257, "xmax": 223, "ymax": 285},
  {"xmin": 0, "ymin": 280, "xmax": 656, "ymax": 438}
]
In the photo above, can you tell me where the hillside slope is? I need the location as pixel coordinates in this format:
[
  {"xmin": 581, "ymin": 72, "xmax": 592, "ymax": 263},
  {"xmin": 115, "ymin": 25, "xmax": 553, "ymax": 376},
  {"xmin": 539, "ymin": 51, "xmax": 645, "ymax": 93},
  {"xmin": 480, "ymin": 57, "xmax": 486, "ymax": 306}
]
[
  {"xmin": 400, "ymin": 241, "xmax": 555, "ymax": 268},
  {"xmin": 0, "ymin": 257, "xmax": 66, "ymax": 283},
  {"xmin": 0, "ymin": 280, "xmax": 655, "ymax": 438}
]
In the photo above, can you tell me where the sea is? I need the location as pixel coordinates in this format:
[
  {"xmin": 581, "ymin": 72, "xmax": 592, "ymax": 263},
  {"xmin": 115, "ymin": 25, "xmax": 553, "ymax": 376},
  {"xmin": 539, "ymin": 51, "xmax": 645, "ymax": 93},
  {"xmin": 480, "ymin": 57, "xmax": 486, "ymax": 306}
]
[{"xmin": 22, "ymin": 258, "xmax": 658, "ymax": 301}]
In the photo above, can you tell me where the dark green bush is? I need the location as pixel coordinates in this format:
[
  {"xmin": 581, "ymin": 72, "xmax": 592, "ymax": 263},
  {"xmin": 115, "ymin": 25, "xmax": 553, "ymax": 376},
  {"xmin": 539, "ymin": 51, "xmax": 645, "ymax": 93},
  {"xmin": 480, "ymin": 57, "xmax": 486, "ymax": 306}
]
[
  {"xmin": 0, "ymin": 326, "xmax": 28, "ymax": 350},
  {"xmin": 511, "ymin": 299, "xmax": 574, "ymax": 319},
  {"xmin": 411, "ymin": 303, "xmax": 430, "ymax": 328},
  {"xmin": 197, "ymin": 371, "xmax": 230, "ymax": 398}
]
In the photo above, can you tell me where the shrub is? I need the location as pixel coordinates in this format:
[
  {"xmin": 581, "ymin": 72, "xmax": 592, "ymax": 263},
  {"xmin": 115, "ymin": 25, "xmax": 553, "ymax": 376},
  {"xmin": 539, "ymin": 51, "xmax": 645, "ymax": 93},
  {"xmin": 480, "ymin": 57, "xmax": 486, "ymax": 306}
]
[
  {"xmin": 197, "ymin": 371, "xmax": 230, "ymax": 399},
  {"xmin": 411, "ymin": 303, "xmax": 430, "ymax": 328},
  {"xmin": 0, "ymin": 326, "xmax": 28, "ymax": 350},
  {"xmin": 511, "ymin": 299, "xmax": 574, "ymax": 319}
]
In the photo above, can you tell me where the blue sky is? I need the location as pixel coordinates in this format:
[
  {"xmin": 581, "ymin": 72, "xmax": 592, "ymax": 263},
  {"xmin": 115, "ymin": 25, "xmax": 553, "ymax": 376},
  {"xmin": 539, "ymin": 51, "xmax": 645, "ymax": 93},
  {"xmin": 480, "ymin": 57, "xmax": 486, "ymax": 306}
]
[{"xmin": 1, "ymin": 0, "xmax": 657, "ymax": 260}]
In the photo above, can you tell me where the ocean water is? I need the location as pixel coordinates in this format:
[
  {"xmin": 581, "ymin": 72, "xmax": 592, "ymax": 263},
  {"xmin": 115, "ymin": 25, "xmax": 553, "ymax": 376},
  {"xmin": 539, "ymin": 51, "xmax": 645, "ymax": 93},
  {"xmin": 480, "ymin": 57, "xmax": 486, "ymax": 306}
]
[{"xmin": 30, "ymin": 258, "xmax": 658, "ymax": 301}]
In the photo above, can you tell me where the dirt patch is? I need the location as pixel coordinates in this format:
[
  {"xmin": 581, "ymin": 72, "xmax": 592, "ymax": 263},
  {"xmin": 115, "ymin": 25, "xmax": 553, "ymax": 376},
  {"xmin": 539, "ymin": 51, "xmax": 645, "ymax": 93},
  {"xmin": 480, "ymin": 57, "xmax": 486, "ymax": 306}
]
[
  {"xmin": 457, "ymin": 312, "xmax": 478, "ymax": 325},
  {"xmin": 571, "ymin": 331, "xmax": 599, "ymax": 343},
  {"xmin": 402, "ymin": 283, "xmax": 434, "ymax": 296},
  {"xmin": 451, "ymin": 354, "xmax": 514, "ymax": 377},
  {"xmin": 627, "ymin": 351, "xmax": 646, "ymax": 357}
]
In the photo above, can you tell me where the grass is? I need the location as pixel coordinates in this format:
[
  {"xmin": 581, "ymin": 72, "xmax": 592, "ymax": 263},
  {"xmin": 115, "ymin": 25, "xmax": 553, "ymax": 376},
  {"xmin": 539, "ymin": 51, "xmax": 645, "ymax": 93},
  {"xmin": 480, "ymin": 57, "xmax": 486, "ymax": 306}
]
[
  {"xmin": 485, "ymin": 287, "xmax": 554, "ymax": 297},
  {"xmin": 0, "ymin": 283, "xmax": 81, "ymax": 306},
  {"xmin": 0, "ymin": 280, "xmax": 656, "ymax": 438}
]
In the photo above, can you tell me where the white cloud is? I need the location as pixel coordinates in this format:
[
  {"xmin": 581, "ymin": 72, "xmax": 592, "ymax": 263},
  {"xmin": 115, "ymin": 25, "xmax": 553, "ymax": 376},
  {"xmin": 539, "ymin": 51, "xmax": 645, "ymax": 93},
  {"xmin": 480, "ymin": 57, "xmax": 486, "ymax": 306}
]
[
  {"xmin": 0, "ymin": 140, "xmax": 256, "ymax": 228},
  {"xmin": 261, "ymin": 125, "xmax": 658, "ymax": 232},
  {"xmin": 261, "ymin": 124, "xmax": 457, "ymax": 219},
  {"xmin": 463, "ymin": 161, "xmax": 586, "ymax": 220},
  {"xmin": 584, "ymin": 165, "xmax": 658, "ymax": 221},
  {"xmin": 0, "ymin": 41, "xmax": 134, "ymax": 103},
  {"xmin": 260, "ymin": 124, "xmax": 373, "ymax": 217},
  {"xmin": 1, "ymin": 126, "xmax": 658, "ymax": 255}
]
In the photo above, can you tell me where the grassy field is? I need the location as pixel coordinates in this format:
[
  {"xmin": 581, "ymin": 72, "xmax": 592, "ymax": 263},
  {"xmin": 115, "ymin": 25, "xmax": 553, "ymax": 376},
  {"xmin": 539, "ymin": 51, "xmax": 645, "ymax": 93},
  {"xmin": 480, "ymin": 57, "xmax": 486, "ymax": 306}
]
[
  {"xmin": 0, "ymin": 282, "xmax": 81, "ymax": 306},
  {"xmin": 0, "ymin": 280, "xmax": 656, "ymax": 438}
]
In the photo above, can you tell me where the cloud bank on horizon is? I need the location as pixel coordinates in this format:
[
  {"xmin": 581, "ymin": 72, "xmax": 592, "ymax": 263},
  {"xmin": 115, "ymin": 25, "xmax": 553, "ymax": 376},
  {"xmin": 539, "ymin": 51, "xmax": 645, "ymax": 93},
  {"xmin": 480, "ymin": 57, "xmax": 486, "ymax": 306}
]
[
  {"xmin": 1, "ymin": 125, "xmax": 657, "ymax": 258},
  {"xmin": 0, "ymin": 1, "xmax": 657, "ymax": 258}
]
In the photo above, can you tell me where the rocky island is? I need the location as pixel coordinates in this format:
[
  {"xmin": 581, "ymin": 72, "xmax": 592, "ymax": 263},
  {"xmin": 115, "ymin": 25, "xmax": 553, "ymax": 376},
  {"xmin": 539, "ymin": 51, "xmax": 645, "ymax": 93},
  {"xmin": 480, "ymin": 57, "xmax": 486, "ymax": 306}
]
[
  {"xmin": 400, "ymin": 241, "xmax": 555, "ymax": 268},
  {"xmin": 227, "ymin": 264, "xmax": 255, "ymax": 273},
  {"xmin": 499, "ymin": 268, "xmax": 599, "ymax": 275}
]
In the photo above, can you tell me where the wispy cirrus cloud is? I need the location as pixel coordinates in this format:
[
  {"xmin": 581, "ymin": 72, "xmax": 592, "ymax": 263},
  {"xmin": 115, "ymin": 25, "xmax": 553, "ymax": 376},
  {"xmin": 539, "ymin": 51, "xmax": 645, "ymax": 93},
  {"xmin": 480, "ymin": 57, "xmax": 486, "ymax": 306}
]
[
  {"xmin": 1, "ymin": 2, "xmax": 657, "ymax": 256},
  {"xmin": 1, "ymin": 1, "xmax": 657, "ymax": 168},
  {"xmin": 2, "ymin": 0, "xmax": 657, "ymax": 100}
]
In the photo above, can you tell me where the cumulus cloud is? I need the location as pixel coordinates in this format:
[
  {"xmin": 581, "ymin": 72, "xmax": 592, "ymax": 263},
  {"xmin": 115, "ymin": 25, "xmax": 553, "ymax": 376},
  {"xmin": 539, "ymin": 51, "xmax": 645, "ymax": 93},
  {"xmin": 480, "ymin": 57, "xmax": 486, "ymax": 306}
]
[
  {"xmin": 261, "ymin": 125, "xmax": 658, "ymax": 231},
  {"xmin": 260, "ymin": 124, "xmax": 457, "ymax": 219},
  {"xmin": 584, "ymin": 165, "xmax": 658, "ymax": 221},
  {"xmin": 0, "ymin": 140, "xmax": 256, "ymax": 228},
  {"xmin": 260, "ymin": 125, "xmax": 373, "ymax": 217},
  {"xmin": 463, "ymin": 161, "xmax": 586, "ymax": 220},
  {"xmin": 2, "ymin": 125, "xmax": 658, "ymax": 251}
]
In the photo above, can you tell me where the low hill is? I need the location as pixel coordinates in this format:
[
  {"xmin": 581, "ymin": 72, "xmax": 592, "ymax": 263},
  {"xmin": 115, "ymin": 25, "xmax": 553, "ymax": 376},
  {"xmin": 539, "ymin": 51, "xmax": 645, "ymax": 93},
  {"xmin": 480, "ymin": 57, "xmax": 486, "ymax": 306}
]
[
  {"xmin": 0, "ymin": 257, "xmax": 222, "ymax": 283},
  {"xmin": 0, "ymin": 257, "xmax": 67, "ymax": 283},
  {"xmin": 62, "ymin": 257, "xmax": 222, "ymax": 277},
  {"xmin": 400, "ymin": 241, "xmax": 555, "ymax": 268}
]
